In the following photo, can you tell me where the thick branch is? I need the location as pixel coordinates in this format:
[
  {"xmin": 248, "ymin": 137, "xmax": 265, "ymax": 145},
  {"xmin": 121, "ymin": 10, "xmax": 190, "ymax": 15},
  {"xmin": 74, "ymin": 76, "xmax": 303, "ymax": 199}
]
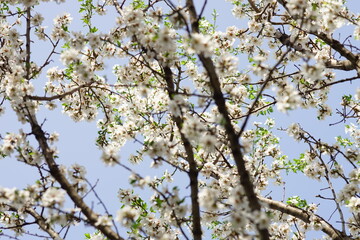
[
  {"xmin": 5, "ymin": 205, "xmax": 62, "ymax": 239},
  {"xmin": 259, "ymin": 197, "xmax": 354, "ymax": 240},
  {"xmin": 276, "ymin": 0, "xmax": 360, "ymax": 74},
  {"xmin": 312, "ymin": 31, "xmax": 359, "ymax": 69},
  {"xmin": 275, "ymin": 32, "xmax": 358, "ymax": 71},
  {"xmin": 25, "ymin": 207, "xmax": 63, "ymax": 240},
  {"xmin": 27, "ymin": 113, "xmax": 123, "ymax": 240},
  {"xmin": 248, "ymin": 0, "xmax": 260, "ymax": 13},
  {"xmin": 163, "ymin": 66, "xmax": 202, "ymax": 240},
  {"xmin": 325, "ymin": 59, "xmax": 357, "ymax": 71},
  {"xmin": 185, "ymin": 0, "xmax": 270, "ymax": 239},
  {"xmin": 199, "ymin": 54, "xmax": 270, "ymax": 240},
  {"xmin": 26, "ymin": 83, "xmax": 93, "ymax": 101},
  {"xmin": 25, "ymin": 7, "xmax": 31, "ymax": 79}
]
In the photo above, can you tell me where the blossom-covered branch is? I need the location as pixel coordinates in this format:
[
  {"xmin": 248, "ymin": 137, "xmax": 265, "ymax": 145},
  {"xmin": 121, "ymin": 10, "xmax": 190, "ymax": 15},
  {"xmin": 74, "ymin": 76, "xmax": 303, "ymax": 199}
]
[
  {"xmin": 27, "ymin": 112, "xmax": 124, "ymax": 240},
  {"xmin": 259, "ymin": 197, "xmax": 354, "ymax": 240},
  {"xmin": 0, "ymin": 0, "xmax": 359, "ymax": 239}
]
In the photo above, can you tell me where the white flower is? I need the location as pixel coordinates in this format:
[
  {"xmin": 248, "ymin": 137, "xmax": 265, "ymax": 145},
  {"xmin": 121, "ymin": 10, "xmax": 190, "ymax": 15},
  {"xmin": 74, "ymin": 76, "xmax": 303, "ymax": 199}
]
[
  {"xmin": 201, "ymin": 162, "xmax": 215, "ymax": 178},
  {"xmin": 309, "ymin": 214, "xmax": 323, "ymax": 230},
  {"xmin": 253, "ymin": 211, "xmax": 269, "ymax": 229},
  {"xmin": 31, "ymin": 13, "xmax": 44, "ymax": 26},
  {"xmin": 60, "ymin": 48, "xmax": 79, "ymax": 65},
  {"xmin": 88, "ymin": 232, "xmax": 105, "ymax": 240},
  {"xmin": 302, "ymin": 63, "xmax": 324, "ymax": 84},
  {"xmin": 199, "ymin": 188, "xmax": 221, "ymax": 210},
  {"xmin": 101, "ymin": 145, "xmax": 120, "ymax": 166},
  {"xmin": 95, "ymin": 215, "xmax": 113, "ymax": 227},
  {"xmin": 264, "ymin": 118, "xmax": 275, "ymax": 128},
  {"xmin": 355, "ymin": 88, "xmax": 360, "ymax": 101},
  {"xmin": 116, "ymin": 206, "xmax": 140, "ymax": 226},
  {"xmin": 68, "ymin": 163, "xmax": 87, "ymax": 183},
  {"xmin": 191, "ymin": 33, "xmax": 215, "ymax": 57},
  {"xmin": 42, "ymin": 187, "xmax": 66, "ymax": 207},
  {"xmin": 216, "ymin": 54, "xmax": 238, "ymax": 76},
  {"xmin": 88, "ymin": 33, "xmax": 102, "ymax": 49},
  {"xmin": 276, "ymin": 83, "xmax": 301, "ymax": 113},
  {"xmin": 232, "ymin": 5, "xmax": 246, "ymax": 19},
  {"xmin": 346, "ymin": 197, "xmax": 360, "ymax": 213},
  {"xmin": 156, "ymin": 27, "xmax": 176, "ymax": 52},
  {"xmin": 201, "ymin": 134, "xmax": 217, "ymax": 153},
  {"xmin": 163, "ymin": 170, "xmax": 173, "ymax": 183},
  {"xmin": 35, "ymin": 26, "xmax": 47, "ymax": 40},
  {"xmin": 248, "ymin": 19, "xmax": 262, "ymax": 32},
  {"xmin": 53, "ymin": 13, "xmax": 73, "ymax": 26},
  {"xmin": 48, "ymin": 132, "xmax": 60, "ymax": 144},
  {"xmin": 287, "ymin": 123, "xmax": 302, "ymax": 141},
  {"xmin": 169, "ymin": 99, "xmax": 182, "ymax": 117},
  {"xmin": 1, "ymin": 133, "xmax": 22, "ymax": 155},
  {"xmin": 148, "ymin": 137, "xmax": 168, "ymax": 158},
  {"xmin": 354, "ymin": 27, "xmax": 360, "ymax": 40}
]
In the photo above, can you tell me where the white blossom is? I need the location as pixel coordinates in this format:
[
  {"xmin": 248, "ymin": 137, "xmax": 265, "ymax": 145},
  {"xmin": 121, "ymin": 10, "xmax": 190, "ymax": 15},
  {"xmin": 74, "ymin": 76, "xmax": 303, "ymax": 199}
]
[
  {"xmin": 115, "ymin": 206, "xmax": 140, "ymax": 226},
  {"xmin": 42, "ymin": 188, "xmax": 66, "ymax": 207}
]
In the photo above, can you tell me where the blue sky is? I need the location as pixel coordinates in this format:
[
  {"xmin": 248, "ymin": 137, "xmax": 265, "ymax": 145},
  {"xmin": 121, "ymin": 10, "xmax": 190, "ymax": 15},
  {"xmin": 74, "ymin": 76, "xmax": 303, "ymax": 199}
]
[{"xmin": 0, "ymin": 0, "xmax": 359, "ymax": 239}]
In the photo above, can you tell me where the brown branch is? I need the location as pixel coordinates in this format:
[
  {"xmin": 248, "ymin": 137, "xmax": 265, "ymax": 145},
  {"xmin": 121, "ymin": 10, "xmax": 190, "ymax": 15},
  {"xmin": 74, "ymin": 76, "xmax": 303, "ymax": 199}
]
[
  {"xmin": 4, "ymin": 205, "xmax": 62, "ymax": 239},
  {"xmin": 163, "ymin": 66, "xmax": 202, "ymax": 240},
  {"xmin": 317, "ymin": 155, "xmax": 346, "ymax": 233},
  {"xmin": 25, "ymin": 207, "xmax": 62, "ymax": 240},
  {"xmin": 274, "ymin": 31, "xmax": 358, "ymax": 71},
  {"xmin": 186, "ymin": 0, "xmax": 200, "ymax": 33},
  {"xmin": 248, "ymin": 0, "xmax": 260, "ymax": 13},
  {"xmin": 26, "ymin": 112, "xmax": 124, "ymax": 240},
  {"xmin": 312, "ymin": 31, "xmax": 359, "ymax": 72},
  {"xmin": 325, "ymin": 59, "xmax": 356, "ymax": 71},
  {"xmin": 32, "ymin": 39, "xmax": 60, "ymax": 79},
  {"xmin": 304, "ymin": 76, "xmax": 360, "ymax": 93},
  {"xmin": 25, "ymin": 7, "xmax": 31, "ymax": 80},
  {"xmin": 26, "ymin": 83, "xmax": 93, "ymax": 101},
  {"xmin": 185, "ymin": 0, "xmax": 270, "ymax": 239},
  {"xmin": 112, "ymin": 0, "xmax": 123, "ymax": 14},
  {"xmin": 259, "ymin": 197, "xmax": 354, "ymax": 240},
  {"xmin": 276, "ymin": 0, "xmax": 360, "ymax": 74},
  {"xmin": 199, "ymin": 54, "xmax": 270, "ymax": 240}
]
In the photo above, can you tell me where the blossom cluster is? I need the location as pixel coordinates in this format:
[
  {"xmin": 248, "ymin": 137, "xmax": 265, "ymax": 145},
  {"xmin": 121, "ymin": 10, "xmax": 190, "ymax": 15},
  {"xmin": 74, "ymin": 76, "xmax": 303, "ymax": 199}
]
[{"xmin": 0, "ymin": 0, "xmax": 359, "ymax": 239}]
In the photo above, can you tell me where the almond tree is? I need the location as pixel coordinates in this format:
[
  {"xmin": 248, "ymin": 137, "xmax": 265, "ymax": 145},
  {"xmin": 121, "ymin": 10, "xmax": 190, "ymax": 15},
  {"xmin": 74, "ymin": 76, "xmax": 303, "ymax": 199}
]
[{"xmin": 0, "ymin": 0, "xmax": 359, "ymax": 239}]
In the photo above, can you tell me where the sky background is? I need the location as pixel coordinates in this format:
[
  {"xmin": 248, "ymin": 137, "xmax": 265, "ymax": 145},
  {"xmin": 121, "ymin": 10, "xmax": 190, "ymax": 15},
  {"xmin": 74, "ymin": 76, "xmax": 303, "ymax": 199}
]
[{"xmin": 1, "ymin": 0, "xmax": 359, "ymax": 239}]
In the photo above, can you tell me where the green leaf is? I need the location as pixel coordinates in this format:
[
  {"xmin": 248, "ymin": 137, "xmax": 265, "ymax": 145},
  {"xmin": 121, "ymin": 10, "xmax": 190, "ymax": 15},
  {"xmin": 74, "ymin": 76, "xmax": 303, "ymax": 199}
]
[
  {"xmin": 155, "ymin": 197, "xmax": 163, "ymax": 208},
  {"xmin": 336, "ymin": 136, "xmax": 353, "ymax": 147},
  {"xmin": 131, "ymin": 0, "xmax": 146, "ymax": 9},
  {"xmin": 286, "ymin": 196, "xmax": 308, "ymax": 208},
  {"xmin": 90, "ymin": 26, "xmax": 98, "ymax": 33},
  {"xmin": 283, "ymin": 153, "xmax": 307, "ymax": 173},
  {"xmin": 311, "ymin": 3, "xmax": 319, "ymax": 10}
]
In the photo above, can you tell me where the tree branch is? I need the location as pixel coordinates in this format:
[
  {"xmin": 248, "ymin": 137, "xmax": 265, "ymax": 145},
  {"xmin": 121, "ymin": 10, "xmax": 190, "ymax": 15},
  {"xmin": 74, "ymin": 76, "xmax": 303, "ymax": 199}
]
[
  {"xmin": 312, "ymin": 31, "xmax": 359, "ymax": 72},
  {"xmin": 259, "ymin": 197, "xmax": 354, "ymax": 240},
  {"xmin": 248, "ymin": 0, "xmax": 260, "ymax": 13},
  {"xmin": 26, "ymin": 83, "xmax": 93, "ymax": 101},
  {"xmin": 274, "ymin": 31, "xmax": 358, "ymax": 71},
  {"xmin": 185, "ymin": 0, "xmax": 270, "ymax": 239},
  {"xmin": 26, "ymin": 111, "xmax": 124, "ymax": 240},
  {"xmin": 25, "ymin": 7, "xmax": 31, "ymax": 80},
  {"xmin": 25, "ymin": 207, "xmax": 63, "ymax": 240},
  {"xmin": 276, "ymin": 0, "xmax": 360, "ymax": 74},
  {"xmin": 163, "ymin": 66, "xmax": 202, "ymax": 240}
]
